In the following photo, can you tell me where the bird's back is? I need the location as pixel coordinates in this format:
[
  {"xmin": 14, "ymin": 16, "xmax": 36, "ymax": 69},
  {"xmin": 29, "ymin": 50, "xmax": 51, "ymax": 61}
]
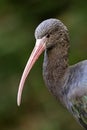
[
  {"xmin": 66, "ymin": 60, "xmax": 87, "ymax": 129},
  {"xmin": 68, "ymin": 60, "xmax": 87, "ymax": 99}
]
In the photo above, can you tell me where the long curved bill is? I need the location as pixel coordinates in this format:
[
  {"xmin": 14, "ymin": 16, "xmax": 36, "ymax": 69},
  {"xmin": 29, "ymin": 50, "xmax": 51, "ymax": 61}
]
[{"xmin": 17, "ymin": 37, "xmax": 47, "ymax": 106}]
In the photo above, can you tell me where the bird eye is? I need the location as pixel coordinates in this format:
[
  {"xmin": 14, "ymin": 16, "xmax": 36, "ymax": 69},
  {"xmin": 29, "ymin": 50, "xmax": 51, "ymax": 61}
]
[{"xmin": 46, "ymin": 34, "xmax": 50, "ymax": 38}]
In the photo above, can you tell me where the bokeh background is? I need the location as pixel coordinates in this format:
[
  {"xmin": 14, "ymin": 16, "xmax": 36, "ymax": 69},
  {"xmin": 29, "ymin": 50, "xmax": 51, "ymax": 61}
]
[{"xmin": 0, "ymin": 0, "xmax": 87, "ymax": 130}]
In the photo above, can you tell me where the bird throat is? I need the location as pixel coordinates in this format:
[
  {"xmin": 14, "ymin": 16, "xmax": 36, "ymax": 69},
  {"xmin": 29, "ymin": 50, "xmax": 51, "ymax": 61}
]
[{"xmin": 43, "ymin": 42, "xmax": 69, "ymax": 100}]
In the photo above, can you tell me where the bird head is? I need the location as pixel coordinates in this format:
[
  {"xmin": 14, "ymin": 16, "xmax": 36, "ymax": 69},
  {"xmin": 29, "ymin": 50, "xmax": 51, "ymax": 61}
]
[{"xmin": 17, "ymin": 18, "xmax": 69, "ymax": 106}]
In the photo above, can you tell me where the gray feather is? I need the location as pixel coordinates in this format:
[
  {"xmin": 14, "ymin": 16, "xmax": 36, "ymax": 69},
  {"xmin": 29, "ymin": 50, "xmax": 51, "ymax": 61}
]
[{"xmin": 65, "ymin": 60, "xmax": 87, "ymax": 129}]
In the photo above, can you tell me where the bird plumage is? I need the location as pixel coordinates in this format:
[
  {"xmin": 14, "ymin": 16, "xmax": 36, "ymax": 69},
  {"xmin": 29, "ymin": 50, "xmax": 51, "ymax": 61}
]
[
  {"xmin": 17, "ymin": 18, "xmax": 87, "ymax": 129},
  {"xmin": 66, "ymin": 60, "xmax": 87, "ymax": 129}
]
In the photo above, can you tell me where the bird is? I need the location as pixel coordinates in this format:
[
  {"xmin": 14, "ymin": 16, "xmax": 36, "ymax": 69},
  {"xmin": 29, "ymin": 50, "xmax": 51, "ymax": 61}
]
[{"xmin": 17, "ymin": 18, "xmax": 87, "ymax": 129}]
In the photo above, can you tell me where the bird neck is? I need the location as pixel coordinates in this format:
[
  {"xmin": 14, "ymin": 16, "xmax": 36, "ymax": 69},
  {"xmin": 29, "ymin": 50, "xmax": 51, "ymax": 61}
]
[{"xmin": 43, "ymin": 42, "xmax": 70, "ymax": 100}]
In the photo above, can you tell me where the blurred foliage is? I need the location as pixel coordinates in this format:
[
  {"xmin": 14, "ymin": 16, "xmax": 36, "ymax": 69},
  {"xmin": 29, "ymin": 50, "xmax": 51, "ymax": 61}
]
[{"xmin": 0, "ymin": 0, "xmax": 87, "ymax": 130}]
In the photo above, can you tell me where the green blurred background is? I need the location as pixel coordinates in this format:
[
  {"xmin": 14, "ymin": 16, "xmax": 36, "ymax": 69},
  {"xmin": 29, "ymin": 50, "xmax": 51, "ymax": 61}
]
[{"xmin": 0, "ymin": 0, "xmax": 87, "ymax": 130}]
